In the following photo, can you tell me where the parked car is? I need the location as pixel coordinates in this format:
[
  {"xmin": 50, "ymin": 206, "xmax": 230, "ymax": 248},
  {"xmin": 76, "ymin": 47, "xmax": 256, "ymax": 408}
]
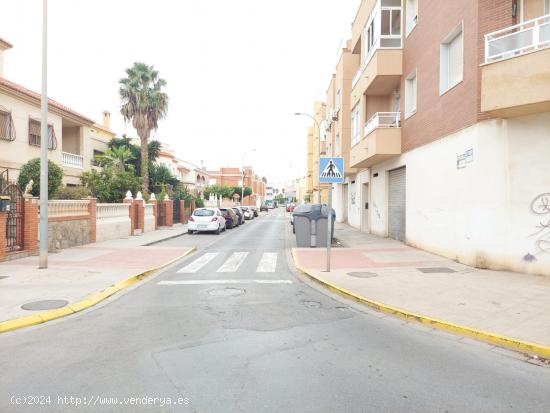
[
  {"xmin": 250, "ymin": 206, "xmax": 259, "ymax": 217},
  {"xmin": 232, "ymin": 207, "xmax": 245, "ymax": 225},
  {"xmin": 260, "ymin": 204, "xmax": 269, "ymax": 212},
  {"xmin": 286, "ymin": 203, "xmax": 296, "ymax": 213},
  {"xmin": 188, "ymin": 208, "xmax": 226, "ymax": 234},
  {"xmin": 241, "ymin": 206, "xmax": 254, "ymax": 220},
  {"xmin": 220, "ymin": 208, "xmax": 239, "ymax": 229}
]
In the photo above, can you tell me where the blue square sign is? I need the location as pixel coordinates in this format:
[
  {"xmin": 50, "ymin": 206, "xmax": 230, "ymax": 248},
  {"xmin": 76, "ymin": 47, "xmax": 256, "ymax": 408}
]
[{"xmin": 319, "ymin": 157, "xmax": 344, "ymax": 184}]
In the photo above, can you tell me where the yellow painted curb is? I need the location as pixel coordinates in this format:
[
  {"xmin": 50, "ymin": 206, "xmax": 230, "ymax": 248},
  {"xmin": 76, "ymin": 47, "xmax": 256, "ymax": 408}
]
[
  {"xmin": 0, "ymin": 247, "xmax": 196, "ymax": 334},
  {"xmin": 291, "ymin": 248, "xmax": 550, "ymax": 359}
]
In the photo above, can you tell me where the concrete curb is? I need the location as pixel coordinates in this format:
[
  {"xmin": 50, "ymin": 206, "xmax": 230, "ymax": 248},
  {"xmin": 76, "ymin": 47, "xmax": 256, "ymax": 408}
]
[
  {"xmin": 0, "ymin": 247, "xmax": 196, "ymax": 334},
  {"xmin": 291, "ymin": 248, "xmax": 550, "ymax": 359}
]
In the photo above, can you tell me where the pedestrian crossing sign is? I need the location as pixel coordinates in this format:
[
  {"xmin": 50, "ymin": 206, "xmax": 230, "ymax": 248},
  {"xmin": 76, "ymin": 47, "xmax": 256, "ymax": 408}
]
[{"xmin": 319, "ymin": 157, "xmax": 344, "ymax": 183}]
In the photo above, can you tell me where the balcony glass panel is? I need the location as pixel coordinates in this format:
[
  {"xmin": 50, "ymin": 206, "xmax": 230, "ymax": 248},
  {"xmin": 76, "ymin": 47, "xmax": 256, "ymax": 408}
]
[{"xmin": 485, "ymin": 14, "xmax": 550, "ymax": 62}]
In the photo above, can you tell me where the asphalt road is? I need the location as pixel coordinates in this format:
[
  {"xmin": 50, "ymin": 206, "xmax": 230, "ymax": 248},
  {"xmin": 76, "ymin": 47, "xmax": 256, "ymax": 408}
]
[{"xmin": 1, "ymin": 209, "xmax": 550, "ymax": 413}]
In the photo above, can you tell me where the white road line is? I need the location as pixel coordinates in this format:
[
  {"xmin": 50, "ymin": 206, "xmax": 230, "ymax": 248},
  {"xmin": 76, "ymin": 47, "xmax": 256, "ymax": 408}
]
[
  {"xmin": 216, "ymin": 252, "xmax": 248, "ymax": 273},
  {"xmin": 176, "ymin": 253, "xmax": 219, "ymax": 273},
  {"xmin": 256, "ymin": 252, "xmax": 277, "ymax": 273},
  {"xmin": 158, "ymin": 280, "xmax": 293, "ymax": 285}
]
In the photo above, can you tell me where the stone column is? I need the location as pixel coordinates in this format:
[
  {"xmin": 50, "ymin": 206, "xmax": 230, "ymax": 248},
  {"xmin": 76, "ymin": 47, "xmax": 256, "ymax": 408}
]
[
  {"xmin": 135, "ymin": 192, "xmax": 144, "ymax": 233},
  {"xmin": 179, "ymin": 200, "xmax": 185, "ymax": 224},
  {"xmin": 164, "ymin": 199, "xmax": 173, "ymax": 227},
  {"xmin": 87, "ymin": 198, "xmax": 97, "ymax": 243},
  {"xmin": 123, "ymin": 191, "xmax": 135, "ymax": 235},
  {"xmin": 0, "ymin": 211, "xmax": 6, "ymax": 262},
  {"xmin": 23, "ymin": 196, "xmax": 39, "ymax": 255}
]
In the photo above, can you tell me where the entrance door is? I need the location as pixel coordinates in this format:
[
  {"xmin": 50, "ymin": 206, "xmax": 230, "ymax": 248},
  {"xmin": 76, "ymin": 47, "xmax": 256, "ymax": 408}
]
[
  {"xmin": 388, "ymin": 167, "xmax": 406, "ymax": 241},
  {"xmin": 361, "ymin": 183, "xmax": 369, "ymax": 232},
  {"xmin": 342, "ymin": 184, "xmax": 348, "ymax": 223}
]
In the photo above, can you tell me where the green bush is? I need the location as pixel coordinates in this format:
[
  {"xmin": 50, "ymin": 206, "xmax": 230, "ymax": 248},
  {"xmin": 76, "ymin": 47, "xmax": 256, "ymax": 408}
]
[
  {"xmin": 81, "ymin": 166, "xmax": 141, "ymax": 203},
  {"xmin": 17, "ymin": 158, "xmax": 63, "ymax": 197},
  {"xmin": 53, "ymin": 186, "xmax": 92, "ymax": 200}
]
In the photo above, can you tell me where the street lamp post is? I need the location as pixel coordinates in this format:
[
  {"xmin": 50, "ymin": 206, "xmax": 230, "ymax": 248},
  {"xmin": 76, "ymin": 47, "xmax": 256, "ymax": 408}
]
[
  {"xmin": 294, "ymin": 112, "xmax": 321, "ymax": 203},
  {"xmin": 241, "ymin": 149, "xmax": 256, "ymax": 206},
  {"xmin": 39, "ymin": 0, "xmax": 48, "ymax": 269}
]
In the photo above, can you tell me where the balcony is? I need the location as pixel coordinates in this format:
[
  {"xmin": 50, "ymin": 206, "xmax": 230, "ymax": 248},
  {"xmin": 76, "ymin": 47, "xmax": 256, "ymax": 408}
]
[
  {"xmin": 62, "ymin": 152, "xmax": 84, "ymax": 169},
  {"xmin": 350, "ymin": 112, "xmax": 402, "ymax": 168},
  {"xmin": 481, "ymin": 14, "xmax": 550, "ymax": 117}
]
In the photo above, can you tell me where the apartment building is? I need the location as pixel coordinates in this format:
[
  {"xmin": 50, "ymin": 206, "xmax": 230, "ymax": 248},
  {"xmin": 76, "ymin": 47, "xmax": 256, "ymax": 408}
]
[
  {"xmin": 304, "ymin": 101, "xmax": 330, "ymax": 203},
  {"xmin": 208, "ymin": 166, "xmax": 266, "ymax": 206},
  {"xmin": 313, "ymin": 0, "xmax": 550, "ymax": 275},
  {"xmin": 0, "ymin": 38, "xmax": 114, "ymax": 186}
]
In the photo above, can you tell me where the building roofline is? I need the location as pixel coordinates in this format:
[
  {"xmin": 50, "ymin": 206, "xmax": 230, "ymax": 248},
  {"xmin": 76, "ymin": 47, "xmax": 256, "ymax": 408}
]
[
  {"xmin": 0, "ymin": 77, "xmax": 95, "ymax": 124},
  {"xmin": 0, "ymin": 38, "xmax": 13, "ymax": 50}
]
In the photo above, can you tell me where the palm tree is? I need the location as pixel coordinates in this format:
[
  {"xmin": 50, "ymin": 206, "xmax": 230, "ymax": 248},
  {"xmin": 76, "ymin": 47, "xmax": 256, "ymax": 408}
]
[
  {"xmin": 99, "ymin": 146, "xmax": 135, "ymax": 172},
  {"xmin": 119, "ymin": 63, "xmax": 168, "ymax": 194}
]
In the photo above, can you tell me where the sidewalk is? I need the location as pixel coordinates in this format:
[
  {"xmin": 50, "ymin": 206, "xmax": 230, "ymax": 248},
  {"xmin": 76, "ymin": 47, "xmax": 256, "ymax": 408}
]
[
  {"xmin": 292, "ymin": 221, "xmax": 550, "ymax": 354},
  {"xmin": 0, "ymin": 224, "xmax": 192, "ymax": 328}
]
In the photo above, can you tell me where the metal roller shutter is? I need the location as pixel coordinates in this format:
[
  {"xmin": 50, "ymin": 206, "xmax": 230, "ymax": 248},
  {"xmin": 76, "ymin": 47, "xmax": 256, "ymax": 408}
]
[{"xmin": 388, "ymin": 167, "xmax": 406, "ymax": 242}]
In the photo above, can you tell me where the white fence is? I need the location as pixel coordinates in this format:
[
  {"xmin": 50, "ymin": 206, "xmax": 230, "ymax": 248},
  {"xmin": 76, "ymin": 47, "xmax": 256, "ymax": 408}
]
[
  {"xmin": 144, "ymin": 204, "xmax": 155, "ymax": 233},
  {"xmin": 364, "ymin": 112, "xmax": 401, "ymax": 137},
  {"xmin": 96, "ymin": 203, "xmax": 131, "ymax": 242},
  {"xmin": 48, "ymin": 200, "xmax": 90, "ymax": 217},
  {"xmin": 485, "ymin": 13, "xmax": 550, "ymax": 63}
]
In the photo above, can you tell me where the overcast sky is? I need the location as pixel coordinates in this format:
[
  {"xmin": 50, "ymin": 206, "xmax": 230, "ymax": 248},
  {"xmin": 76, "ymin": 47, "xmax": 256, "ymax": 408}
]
[{"xmin": 1, "ymin": 0, "xmax": 359, "ymax": 186}]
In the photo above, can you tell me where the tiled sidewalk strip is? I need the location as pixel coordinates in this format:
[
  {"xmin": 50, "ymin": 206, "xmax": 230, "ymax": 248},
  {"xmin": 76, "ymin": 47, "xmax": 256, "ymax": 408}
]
[{"xmin": 292, "ymin": 248, "xmax": 550, "ymax": 359}]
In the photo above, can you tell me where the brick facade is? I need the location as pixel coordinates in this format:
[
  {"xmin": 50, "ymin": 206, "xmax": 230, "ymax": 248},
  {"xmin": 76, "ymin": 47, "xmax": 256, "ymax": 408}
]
[
  {"xmin": 23, "ymin": 197, "xmax": 38, "ymax": 254},
  {"xmin": 0, "ymin": 211, "xmax": 6, "ymax": 262}
]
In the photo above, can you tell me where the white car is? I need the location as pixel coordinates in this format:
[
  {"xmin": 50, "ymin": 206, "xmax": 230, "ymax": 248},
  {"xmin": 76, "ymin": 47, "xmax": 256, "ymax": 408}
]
[
  {"xmin": 241, "ymin": 206, "xmax": 254, "ymax": 220},
  {"xmin": 188, "ymin": 208, "xmax": 226, "ymax": 235}
]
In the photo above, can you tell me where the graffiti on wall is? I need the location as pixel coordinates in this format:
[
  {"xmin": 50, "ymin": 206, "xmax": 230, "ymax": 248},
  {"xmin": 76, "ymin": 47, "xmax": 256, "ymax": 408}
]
[{"xmin": 524, "ymin": 193, "xmax": 550, "ymax": 262}]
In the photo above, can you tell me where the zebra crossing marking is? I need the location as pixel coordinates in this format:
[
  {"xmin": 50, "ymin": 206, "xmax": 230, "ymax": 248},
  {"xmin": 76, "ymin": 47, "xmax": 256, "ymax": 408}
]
[
  {"xmin": 256, "ymin": 252, "xmax": 277, "ymax": 272},
  {"xmin": 177, "ymin": 253, "xmax": 219, "ymax": 273},
  {"xmin": 216, "ymin": 252, "xmax": 249, "ymax": 273},
  {"xmin": 158, "ymin": 279, "xmax": 293, "ymax": 285}
]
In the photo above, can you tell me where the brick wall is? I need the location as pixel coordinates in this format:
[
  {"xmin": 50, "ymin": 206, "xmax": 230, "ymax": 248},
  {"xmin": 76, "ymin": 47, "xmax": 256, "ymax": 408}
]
[
  {"xmin": 401, "ymin": 0, "xmax": 480, "ymax": 152},
  {"xmin": 0, "ymin": 211, "xmax": 6, "ymax": 261},
  {"xmin": 23, "ymin": 197, "xmax": 38, "ymax": 254},
  {"xmin": 477, "ymin": 0, "xmax": 516, "ymax": 121}
]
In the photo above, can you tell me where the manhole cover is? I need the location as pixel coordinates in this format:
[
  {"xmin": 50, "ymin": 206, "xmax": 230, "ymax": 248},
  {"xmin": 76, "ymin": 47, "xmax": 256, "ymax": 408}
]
[
  {"xmin": 417, "ymin": 267, "xmax": 457, "ymax": 274},
  {"xmin": 347, "ymin": 271, "xmax": 378, "ymax": 278},
  {"xmin": 0, "ymin": 276, "xmax": 8, "ymax": 280},
  {"xmin": 208, "ymin": 288, "xmax": 245, "ymax": 297},
  {"xmin": 21, "ymin": 300, "xmax": 69, "ymax": 311},
  {"xmin": 302, "ymin": 300, "xmax": 322, "ymax": 309}
]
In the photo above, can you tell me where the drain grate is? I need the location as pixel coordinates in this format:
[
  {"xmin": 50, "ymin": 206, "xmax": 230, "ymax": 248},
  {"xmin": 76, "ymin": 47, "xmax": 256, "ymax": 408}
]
[
  {"xmin": 347, "ymin": 271, "xmax": 378, "ymax": 278},
  {"xmin": 417, "ymin": 267, "xmax": 457, "ymax": 274},
  {"xmin": 21, "ymin": 300, "xmax": 69, "ymax": 311}
]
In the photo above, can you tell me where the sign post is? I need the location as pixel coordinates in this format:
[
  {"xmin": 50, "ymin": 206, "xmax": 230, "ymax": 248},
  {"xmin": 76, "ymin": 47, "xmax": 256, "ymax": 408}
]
[{"xmin": 319, "ymin": 157, "xmax": 344, "ymax": 272}]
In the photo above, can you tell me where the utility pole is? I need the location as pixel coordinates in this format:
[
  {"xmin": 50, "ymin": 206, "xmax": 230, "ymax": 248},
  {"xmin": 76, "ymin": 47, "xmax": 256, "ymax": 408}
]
[{"xmin": 39, "ymin": 0, "xmax": 48, "ymax": 269}]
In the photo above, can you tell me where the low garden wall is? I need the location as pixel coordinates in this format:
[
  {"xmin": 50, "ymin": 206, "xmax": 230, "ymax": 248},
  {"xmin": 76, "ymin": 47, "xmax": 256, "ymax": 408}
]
[
  {"xmin": 47, "ymin": 199, "xmax": 93, "ymax": 252},
  {"xmin": 96, "ymin": 203, "xmax": 131, "ymax": 242},
  {"xmin": 144, "ymin": 204, "xmax": 155, "ymax": 232}
]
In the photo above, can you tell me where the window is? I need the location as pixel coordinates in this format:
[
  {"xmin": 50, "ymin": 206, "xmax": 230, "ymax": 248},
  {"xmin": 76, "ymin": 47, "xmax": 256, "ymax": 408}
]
[
  {"xmin": 406, "ymin": 0, "xmax": 418, "ymax": 35},
  {"xmin": 28, "ymin": 119, "xmax": 57, "ymax": 150},
  {"xmin": 92, "ymin": 149, "xmax": 104, "ymax": 166},
  {"xmin": 335, "ymin": 89, "xmax": 341, "ymax": 112},
  {"xmin": 351, "ymin": 104, "xmax": 361, "ymax": 146},
  {"xmin": 405, "ymin": 70, "xmax": 417, "ymax": 118},
  {"xmin": 440, "ymin": 22, "xmax": 463, "ymax": 95},
  {"xmin": 0, "ymin": 108, "xmax": 16, "ymax": 141}
]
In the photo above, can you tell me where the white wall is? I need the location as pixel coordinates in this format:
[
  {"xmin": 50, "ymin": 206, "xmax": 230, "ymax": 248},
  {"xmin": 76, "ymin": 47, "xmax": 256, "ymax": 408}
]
[
  {"xmin": 346, "ymin": 169, "xmax": 370, "ymax": 229},
  {"xmin": 96, "ymin": 204, "xmax": 131, "ymax": 242},
  {"xmin": 369, "ymin": 113, "xmax": 550, "ymax": 275}
]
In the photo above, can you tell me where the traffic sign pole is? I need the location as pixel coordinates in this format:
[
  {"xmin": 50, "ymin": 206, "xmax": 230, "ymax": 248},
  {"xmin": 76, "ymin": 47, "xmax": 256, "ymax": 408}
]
[
  {"xmin": 318, "ymin": 156, "xmax": 343, "ymax": 273},
  {"xmin": 327, "ymin": 184, "xmax": 332, "ymax": 272}
]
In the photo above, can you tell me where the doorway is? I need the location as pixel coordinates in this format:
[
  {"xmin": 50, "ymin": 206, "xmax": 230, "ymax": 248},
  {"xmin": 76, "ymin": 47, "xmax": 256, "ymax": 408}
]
[
  {"xmin": 342, "ymin": 184, "xmax": 348, "ymax": 223},
  {"xmin": 361, "ymin": 183, "xmax": 369, "ymax": 232}
]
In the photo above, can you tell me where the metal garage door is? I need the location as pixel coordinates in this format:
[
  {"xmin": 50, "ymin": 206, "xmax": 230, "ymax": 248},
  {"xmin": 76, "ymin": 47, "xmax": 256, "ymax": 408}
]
[{"xmin": 388, "ymin": 167, "xmax": 406, "ymax": 242}]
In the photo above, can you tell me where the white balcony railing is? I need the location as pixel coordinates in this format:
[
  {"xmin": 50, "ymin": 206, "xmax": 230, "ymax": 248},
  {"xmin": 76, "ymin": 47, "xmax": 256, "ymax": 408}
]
[
  {"xmin": 485, "ymin": 13, "xmax": 550, "ymax": 63},
  {"xmin": 62, "ymin": 152, "xmax": 84, "ymax": 169},
  {"xmin": 364, "ymin": 112, "xmax": 401, "ymax": 137}
]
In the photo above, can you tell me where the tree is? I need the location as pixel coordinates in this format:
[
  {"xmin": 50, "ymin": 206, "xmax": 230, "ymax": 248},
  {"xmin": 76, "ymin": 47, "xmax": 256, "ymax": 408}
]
[
  {"xmin": 17, "ymin": 158, "xmax": 63, "ymax": 197},
  {"xmin": 81, "ymin": 165, "xmax": 141, "ymax": 203},
  {"xmin": 98, "ymin": 146, "xmax": 135, "ymax": 172},
  {"xmin": 119, "ymin": 63, "xmax": 168, "ymax": 195}
]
